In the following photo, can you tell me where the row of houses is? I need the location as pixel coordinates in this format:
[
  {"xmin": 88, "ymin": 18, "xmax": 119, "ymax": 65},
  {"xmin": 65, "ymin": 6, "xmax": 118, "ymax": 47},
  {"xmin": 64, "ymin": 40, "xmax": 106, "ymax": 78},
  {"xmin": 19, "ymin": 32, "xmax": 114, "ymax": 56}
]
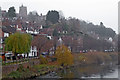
[
  {"xmin": 0, "ymin": 6, "xmax": 84, "ymax": 58},
  {"xmin": 0, "ymin": 18, "xmax": 84, "ymax": 58}
]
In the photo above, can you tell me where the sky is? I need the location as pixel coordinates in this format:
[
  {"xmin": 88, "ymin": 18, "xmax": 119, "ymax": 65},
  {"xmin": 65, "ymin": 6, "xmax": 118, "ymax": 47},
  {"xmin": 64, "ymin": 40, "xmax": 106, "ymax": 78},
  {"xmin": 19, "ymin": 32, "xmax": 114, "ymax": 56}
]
[{"xmin": 0, "ymin": 0, "xmax": 119, "ymax": 33}]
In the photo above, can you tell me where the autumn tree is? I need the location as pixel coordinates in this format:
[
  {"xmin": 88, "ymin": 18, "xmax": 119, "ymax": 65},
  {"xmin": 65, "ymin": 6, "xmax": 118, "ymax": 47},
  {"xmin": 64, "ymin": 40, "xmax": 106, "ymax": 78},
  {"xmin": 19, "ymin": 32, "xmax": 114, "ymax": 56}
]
[
  {"xmin": 66, "ymin": 17, "xmax": 81, "ymax": 32},
  {"xmin": 55, "ymin": 45, "xmax": 73, "ymax": 66},
  {"xmin": 5, "ymin": 33, "xmax": 32, "ymax": 57},
  {"xmin": 32, "ymin": 35, "xmax": 54, "ymax": 56},
  {"xmin": 82, "ymin": 35, "xmax": 113, "ymax": 51}
]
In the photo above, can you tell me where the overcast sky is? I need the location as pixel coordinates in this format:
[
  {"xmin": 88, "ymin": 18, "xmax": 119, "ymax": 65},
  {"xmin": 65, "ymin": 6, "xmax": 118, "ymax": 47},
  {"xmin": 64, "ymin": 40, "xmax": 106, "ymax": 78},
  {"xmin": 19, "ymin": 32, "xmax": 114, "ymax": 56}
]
[{"xmin": 0, "ymin": 0, "xmax": 119, "ymax": 33}]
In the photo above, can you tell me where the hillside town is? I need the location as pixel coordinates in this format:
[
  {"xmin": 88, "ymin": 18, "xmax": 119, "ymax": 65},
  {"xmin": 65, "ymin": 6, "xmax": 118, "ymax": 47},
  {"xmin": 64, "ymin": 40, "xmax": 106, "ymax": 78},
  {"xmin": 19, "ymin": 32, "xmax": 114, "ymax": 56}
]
[
  {"xmin": 0, "ymin": 5, "xmax": 118, "ymax": 61},
  {"xmin": 0, "ymin": 4, "xmax": 119, "ymax": 79}
]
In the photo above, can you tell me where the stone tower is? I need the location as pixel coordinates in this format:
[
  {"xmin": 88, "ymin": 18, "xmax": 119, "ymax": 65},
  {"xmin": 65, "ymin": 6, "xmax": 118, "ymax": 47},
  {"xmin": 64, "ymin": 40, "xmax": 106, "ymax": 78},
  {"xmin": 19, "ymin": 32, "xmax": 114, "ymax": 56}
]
[{"xmin": 19, "ymin": 4, "xmax": 27, "ymax": 19}]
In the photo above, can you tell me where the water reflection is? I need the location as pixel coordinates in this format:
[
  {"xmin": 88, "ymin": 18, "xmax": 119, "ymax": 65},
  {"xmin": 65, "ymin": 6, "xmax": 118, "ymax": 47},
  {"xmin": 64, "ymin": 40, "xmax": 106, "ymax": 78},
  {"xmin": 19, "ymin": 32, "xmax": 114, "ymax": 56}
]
[
  {"xmin": 36, "ymin": 63, "xmax": 119, "ymax": 80},
  {"xmin": 56, "ymin": 64, "xmax": 118, "ymax": 79}
]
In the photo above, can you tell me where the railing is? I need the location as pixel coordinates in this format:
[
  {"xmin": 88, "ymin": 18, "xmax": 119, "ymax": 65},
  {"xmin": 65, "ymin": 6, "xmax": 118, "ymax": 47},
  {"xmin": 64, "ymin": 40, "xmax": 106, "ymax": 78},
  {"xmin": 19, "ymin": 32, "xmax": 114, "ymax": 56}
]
[{"xmin": 2, "ymin": 57, "xmax": 39, "ymax": 65}]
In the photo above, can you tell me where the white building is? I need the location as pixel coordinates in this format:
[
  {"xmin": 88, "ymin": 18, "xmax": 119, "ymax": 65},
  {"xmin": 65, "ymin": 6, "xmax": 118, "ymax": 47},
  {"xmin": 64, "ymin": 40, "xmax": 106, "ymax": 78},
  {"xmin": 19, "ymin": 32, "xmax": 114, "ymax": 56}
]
[{"xmin": 28, "ymin": 46, "xmax": 38, "ymax": 57}]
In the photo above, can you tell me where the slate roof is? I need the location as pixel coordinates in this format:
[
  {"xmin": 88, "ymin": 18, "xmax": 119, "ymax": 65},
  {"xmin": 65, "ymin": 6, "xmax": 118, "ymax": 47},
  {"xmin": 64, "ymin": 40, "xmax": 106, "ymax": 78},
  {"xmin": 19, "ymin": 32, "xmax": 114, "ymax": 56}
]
[{"xmin": 2, "ymin": 26, "xmax": 16, "ymax": 33}]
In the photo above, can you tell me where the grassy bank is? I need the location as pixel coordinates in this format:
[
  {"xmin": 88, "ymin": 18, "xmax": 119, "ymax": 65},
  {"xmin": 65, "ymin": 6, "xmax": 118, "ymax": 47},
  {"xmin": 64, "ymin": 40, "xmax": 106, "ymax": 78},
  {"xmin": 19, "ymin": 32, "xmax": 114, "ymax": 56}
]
[{"xmin": 2, "ymin": 64, "xmax": 61, "ymax": 79}]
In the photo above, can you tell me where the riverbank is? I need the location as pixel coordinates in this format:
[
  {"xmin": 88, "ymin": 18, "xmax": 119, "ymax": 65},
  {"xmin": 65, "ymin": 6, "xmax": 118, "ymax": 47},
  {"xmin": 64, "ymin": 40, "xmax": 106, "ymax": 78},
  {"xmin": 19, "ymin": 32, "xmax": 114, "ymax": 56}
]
[
  {"xmin": 2, "ymin": 52, "xmax": 118, "ymax": 79},
  {"xmin": 2, "ymin": 64, "xmax": 62, "ymax": 80},
  {"xmin": 74, "ymin": 52, "xmax": 118, "ymax": 66}
]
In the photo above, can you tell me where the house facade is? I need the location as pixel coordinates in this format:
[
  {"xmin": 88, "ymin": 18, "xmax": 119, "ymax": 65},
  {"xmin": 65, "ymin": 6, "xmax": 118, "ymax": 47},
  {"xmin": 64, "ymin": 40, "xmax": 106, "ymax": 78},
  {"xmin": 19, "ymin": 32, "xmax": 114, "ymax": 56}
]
[
  {"xmin": 0, "ymin": 24, "xmax": 2, "ymax": 50},
  {"xmin": 28, "ymin": 46, "xmax": 38, "ymax": 57}
]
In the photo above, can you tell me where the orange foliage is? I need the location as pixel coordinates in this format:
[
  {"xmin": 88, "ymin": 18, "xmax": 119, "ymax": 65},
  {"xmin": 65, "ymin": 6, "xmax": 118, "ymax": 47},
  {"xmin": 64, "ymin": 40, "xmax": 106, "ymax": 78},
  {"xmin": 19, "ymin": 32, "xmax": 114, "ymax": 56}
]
[
  {"xmin": 55, "ymin": 45, "xmax": 73, "ymax": 66},
  {"xmin": 76, "ymin": 52, "xmax": 117, "ymax": 65}
]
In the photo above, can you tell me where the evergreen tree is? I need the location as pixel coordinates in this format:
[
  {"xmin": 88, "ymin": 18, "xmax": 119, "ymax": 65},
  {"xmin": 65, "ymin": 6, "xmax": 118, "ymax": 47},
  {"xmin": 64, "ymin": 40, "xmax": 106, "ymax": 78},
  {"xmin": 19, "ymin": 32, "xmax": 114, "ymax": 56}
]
[
  {"xmin": 53, "ymin": 29, "xmax": 60, "ymax": 36},
  {"xmin": 46, "ymin": 10, "xmax": 59, "ymax": 24},
  {"xmin": 7, "ymin": 6, "xmax": 16, "ymax": 18}
]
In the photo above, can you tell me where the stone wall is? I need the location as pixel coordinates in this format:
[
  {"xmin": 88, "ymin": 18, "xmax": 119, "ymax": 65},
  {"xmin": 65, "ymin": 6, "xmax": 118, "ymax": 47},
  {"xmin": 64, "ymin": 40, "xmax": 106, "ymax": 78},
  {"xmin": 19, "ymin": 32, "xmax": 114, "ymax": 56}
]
[{"xmin": 2, "ymin": 59, "xmax": 40, "ymax": 76}]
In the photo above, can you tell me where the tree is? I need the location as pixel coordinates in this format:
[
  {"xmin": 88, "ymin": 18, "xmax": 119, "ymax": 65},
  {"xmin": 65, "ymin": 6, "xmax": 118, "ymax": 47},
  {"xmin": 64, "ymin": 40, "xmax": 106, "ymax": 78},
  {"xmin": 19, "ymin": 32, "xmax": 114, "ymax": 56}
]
[
  {"xmin": 66, "ymin": 17, "xmax": 81, "ymax": 32},
  {"xmin": 7, "ymin": 6, "xmax": 16, "ymax": 18},
  {"xmin": 118, "ymin": 34, "xmax": 120, "ymax": 52},
  {"xmin": 5, "ymin": 33, "xmax": 32, "ymax": 57},
  {"xmin": 28, "ymin": 11, "xmax": 39, "ymax": 23},
  {"xmin": 83, "ymin": 35, "xmax": 113, "ymax": 51},
  {"xmin": 53, "ymin": 29, "xmax": 60, "ymax": 36},
  {"xmin": 32, "ymin": 35, "xmax": 54, "ymax": 56},
  {"xmin": 46, "ymin": 10, "xmax": 59, "ymax": 24},
  {"xmin": 55, "ymin": 45, "xmax": 73, "ymax": 66}
]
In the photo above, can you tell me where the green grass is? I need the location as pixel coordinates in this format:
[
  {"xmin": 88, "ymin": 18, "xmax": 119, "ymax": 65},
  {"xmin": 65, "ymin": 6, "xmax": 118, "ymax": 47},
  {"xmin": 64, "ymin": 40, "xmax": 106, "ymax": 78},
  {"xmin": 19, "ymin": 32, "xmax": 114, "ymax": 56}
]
[
  {"xmin": 7, "ymin": 71, "xmax": 22, "ymax": 78},
  {"xmin": 5, "ymin": 68, "xmax": 34, "ymax": 78},
  {"xmin": 34, "ymin": 64, "xmax": 47, "ymax": 69},
  {"xmin": 34, "ymin": 64, "xmax": 57, "ymax": 69},
  {"xmin": 33, "ymin": 64, "xmax": 57, "ymax": 72}
]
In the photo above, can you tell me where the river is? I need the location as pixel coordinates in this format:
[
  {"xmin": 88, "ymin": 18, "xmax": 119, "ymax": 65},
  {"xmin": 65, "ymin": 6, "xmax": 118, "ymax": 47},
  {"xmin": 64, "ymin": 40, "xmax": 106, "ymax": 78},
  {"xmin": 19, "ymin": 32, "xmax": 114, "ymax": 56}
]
[{"xmin": 34, "ymin": 63, "xmax": 119, "ymax": 80}]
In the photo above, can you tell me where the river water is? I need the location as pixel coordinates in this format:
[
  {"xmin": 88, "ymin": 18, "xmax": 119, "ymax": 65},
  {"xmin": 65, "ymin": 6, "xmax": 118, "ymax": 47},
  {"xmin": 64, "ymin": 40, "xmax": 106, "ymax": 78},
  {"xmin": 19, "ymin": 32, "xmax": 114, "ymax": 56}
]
[{"xmin": 35, "ymin": 63, "xmax": 119, "ymax": 80}]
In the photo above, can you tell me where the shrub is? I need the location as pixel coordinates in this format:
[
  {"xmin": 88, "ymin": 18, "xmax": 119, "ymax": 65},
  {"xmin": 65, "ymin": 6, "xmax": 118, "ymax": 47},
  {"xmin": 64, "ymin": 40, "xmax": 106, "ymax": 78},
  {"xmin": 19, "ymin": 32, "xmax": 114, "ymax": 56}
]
[
  {"xmin": 17, "ymin": 64, "xmax": 24, "ymax": 72},
  {"xmin": 109, "ymin": 52, "xmax": 118, "ymax": 61},
  {"xmin": 78, "ymin": 52, "xmax": 115, "ymax": 65},
  {"xmin": 7, "ymin": 71, "xmax": 22, "ymax": 78},
  {"xmin": 39, "ymin": 55, "xmax": 48, "ymax": 64}
]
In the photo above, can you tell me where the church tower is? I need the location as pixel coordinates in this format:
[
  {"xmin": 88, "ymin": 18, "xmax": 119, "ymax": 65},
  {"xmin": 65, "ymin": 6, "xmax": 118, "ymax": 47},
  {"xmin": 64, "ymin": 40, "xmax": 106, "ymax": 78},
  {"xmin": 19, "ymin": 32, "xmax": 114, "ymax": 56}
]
[{"xmin": 19, "ymin": 4, "xmax": 27, "ymax": 20}]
